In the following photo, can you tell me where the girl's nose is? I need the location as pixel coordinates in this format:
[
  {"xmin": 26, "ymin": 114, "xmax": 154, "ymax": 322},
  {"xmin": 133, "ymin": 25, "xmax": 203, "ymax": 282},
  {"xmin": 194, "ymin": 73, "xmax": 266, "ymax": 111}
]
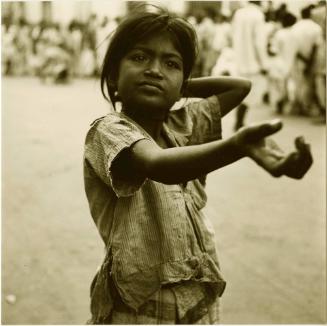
[{"xmin": 144, "ymin": 60, "xmax": 163, "ymax": 79}]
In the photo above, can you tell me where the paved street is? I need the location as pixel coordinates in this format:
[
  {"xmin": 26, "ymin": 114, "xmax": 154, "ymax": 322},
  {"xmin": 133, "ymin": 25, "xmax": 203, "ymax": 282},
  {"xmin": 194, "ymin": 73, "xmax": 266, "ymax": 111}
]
[{"xmin": 2, "ymin": 77, "xmax": 326, "ymax": 324}]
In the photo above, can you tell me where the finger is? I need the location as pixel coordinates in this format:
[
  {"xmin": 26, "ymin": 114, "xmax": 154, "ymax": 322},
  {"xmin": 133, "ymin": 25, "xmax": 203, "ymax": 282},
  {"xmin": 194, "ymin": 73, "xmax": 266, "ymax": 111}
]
[
  {"xmin": 295, "ymin": 136, "xmax": 312, "ymax": 155},
  {"xmin": 283, "ymin": 149, "xmax": 313, "ymax": 179},
  {"xmin": 245, "ymin": 119, "xmax": 283, "ymax": 142},
  {"xmin": 294, "ymin": 137, "xmax": 313, "ymax": 166},
  {"xmin": 294, "ymin": 150, "xmax": 313, "ymax": 178}
]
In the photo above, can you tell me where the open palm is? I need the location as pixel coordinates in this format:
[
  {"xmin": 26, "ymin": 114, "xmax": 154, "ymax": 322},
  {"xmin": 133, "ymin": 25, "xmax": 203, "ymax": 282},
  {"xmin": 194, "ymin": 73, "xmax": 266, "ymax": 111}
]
[{"xmin": 235, "ymin": 120, "xmax": 313, "ymax": 179}]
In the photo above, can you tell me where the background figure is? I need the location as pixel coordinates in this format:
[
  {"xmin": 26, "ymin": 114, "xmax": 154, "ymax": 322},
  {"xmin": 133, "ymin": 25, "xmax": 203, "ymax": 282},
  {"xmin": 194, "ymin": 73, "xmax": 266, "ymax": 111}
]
[
  {"xmin": 78, "ymin": 39, "xmax": 97, "ymax": 78},
  {"xmin": 37, "ymin": 23, "xmax": 72, "ymax": 83},
  {"xmin": 67, "ymin": 20, "xmax": 83, "ymax": 77},
  {"xmin": 290, "ymin": 5, "xmax": 322, "ymax": 117},
  {"xmin": 39, "ymin": 40, "xmax": 71, "ymax": 84},
  {"xmin": 1, "ymin": 23, "xmax": 16, "ymax": 75},
  {"xmin": 191, "ymin": 8, "xmax": 215, "ymax": 77},
  {"xmin": 231, "ymin": 1, "xmax": 269, "ymax": 131},
  {"xmin": 200, "ymin": 7, "xmax": 219, "ymax": 76},
  {"xmin": 80, "ymin": 14, "xmax": 98, "ymax": 77},
  {"xmin": 310, "ymin": 0, "xmax": 326, "ymax": 123},
  {"xmin": 3, "ymin": 23, "xmax": 23, "ymax": 75},
  {"xmin": 267, "ymin": 12, "xmax": 297, "ymax": 114},
  {"xmin": 211, "ymin": 46, "xmax": 237, "ymax": 77},
  {"xmin": 274, "ymin": 3, "xmax": 288, "ymax": 23},
  {"xmin": 211, "ymin": 13, "xmax": 232, "ymax": 73}
]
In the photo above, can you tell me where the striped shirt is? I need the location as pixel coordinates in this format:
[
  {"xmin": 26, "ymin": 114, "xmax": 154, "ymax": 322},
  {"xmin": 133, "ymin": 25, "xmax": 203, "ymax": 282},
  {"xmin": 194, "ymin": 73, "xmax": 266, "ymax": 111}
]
[{"xmin": 84, "ymin": 95, "xmax": 226, "ymax": 323}]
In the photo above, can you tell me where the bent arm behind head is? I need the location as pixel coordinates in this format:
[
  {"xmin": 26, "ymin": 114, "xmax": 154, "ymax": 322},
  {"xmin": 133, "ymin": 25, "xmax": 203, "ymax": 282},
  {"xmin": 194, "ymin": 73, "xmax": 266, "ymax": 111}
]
[{"xmin": 183, "ymin": 77, "xmax": 251, "ymax": 117}]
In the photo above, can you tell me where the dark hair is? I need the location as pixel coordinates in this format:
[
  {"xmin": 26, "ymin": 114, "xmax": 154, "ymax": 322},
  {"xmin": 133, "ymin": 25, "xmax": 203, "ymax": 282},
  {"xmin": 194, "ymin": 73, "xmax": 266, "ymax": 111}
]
[
  {"xmin": 249, "ymin": 1, "xmax": 261, "ymax": 6},
  {"xmin": 281, "ymin": 12, "xmax": 297, "ymax": 28},
  {"xmin": 100, "ymin": 8, "xmax": 198, "ymax": 107},
  {"xmin": 301, "ymin": 5, "xmax": 314, "ymax": 19}
]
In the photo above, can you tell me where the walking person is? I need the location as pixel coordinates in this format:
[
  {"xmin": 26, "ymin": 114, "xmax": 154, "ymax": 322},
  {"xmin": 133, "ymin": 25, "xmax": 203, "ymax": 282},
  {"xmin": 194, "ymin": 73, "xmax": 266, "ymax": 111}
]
[
  {"xmin": 311, "ymin": 1, "xmax": 326, "ymax": 123},
  {"xmin": 84, "ymin": 8, "xmax": 312, "ymax": 324},
  {"xmin": 290, "ymin": 5, "xmax": 323, "ymax": 116},
  {"xmin": 231, "ymin": 1, "xmax": 270, "ymax": 130},
  {"xmin": 211, "ymin": 12, "xmax": 232, "ymax": 75},
  {"xmin": 267, "ymin": 12, "xmax": 297, "ymax": 114}
]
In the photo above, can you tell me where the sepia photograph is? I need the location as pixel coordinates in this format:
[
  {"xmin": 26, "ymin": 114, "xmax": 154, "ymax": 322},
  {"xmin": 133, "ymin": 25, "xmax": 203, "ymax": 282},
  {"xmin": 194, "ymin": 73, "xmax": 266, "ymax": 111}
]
[{"xmin": 1, "ymin": 0, "xmax": 326, "ymax": 324}]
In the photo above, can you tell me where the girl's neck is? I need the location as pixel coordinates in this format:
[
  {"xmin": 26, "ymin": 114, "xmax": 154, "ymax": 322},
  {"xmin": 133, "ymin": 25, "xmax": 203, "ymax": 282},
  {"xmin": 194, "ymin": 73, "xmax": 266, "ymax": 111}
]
[{"xmin": 122, "ymin": 108, "xmax": 165, "ymax": 141}]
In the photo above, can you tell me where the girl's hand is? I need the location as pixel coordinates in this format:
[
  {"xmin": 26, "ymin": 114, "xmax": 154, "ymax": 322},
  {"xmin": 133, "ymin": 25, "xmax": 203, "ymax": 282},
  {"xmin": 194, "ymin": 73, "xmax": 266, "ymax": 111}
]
[{"xmin": 234, "ymin": 120, "xmax": 313, "ymax": 179}]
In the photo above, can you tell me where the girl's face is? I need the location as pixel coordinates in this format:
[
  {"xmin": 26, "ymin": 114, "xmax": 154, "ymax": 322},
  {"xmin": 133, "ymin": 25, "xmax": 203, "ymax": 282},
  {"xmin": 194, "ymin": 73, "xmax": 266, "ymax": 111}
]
[{"xmin": 116, "ymin": 31, "xmax": 184, "ymax": 119}]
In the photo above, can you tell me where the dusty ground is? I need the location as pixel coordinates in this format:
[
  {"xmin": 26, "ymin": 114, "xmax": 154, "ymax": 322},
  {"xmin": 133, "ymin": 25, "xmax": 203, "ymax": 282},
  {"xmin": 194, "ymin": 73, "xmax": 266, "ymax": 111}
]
[{"xmin": 2, "ymin": 77, "xmax": 326, "ymax": 324}]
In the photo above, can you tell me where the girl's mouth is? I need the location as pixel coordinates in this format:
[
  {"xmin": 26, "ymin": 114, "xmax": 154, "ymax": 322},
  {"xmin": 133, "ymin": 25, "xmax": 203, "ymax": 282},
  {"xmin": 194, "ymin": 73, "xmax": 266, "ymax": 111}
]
[{"xmin": 138, "ymin": 81, "xmax": 164, "ymax": 92}]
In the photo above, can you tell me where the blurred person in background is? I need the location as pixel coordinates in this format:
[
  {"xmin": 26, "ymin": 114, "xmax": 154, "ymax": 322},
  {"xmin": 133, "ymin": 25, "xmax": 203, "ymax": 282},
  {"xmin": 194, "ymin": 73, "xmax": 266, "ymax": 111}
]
[
  {"xmin": 67, "ymin": 20, "xmax": 84, "ymax": 77},
  {"xmin": 2, "ymin": 22, "xmax": 25, "ymax": 76},
  {"xmin": 211, "ymin": 12, "xmax": 232, "ymax": 73},
  {"xmin": 81, "ymin": 14, "xmax": 98, "ymax": 77},
  {"xmin": 189, "ymin": 7, "xmax": 207, "ymax": 77},
  {"xmin": 231, "ymin": 1, "xmax": 270, "ymax": 131},
  {"xmin": 290, "ymin": 4, "xmax": 322, "ymax": 117},
  {"xmin": 85, "ymin": 13, "xmax": 98, "ymax": 52},
  {"xmin": 38, "ymin": 23, "xmax": 72, "ymax": 84},
  {"xmin": 16, "ymin": 19, "xmax": 33, "ymax": 76},
  {"xmin": 211, "ymin": 45, "xmax": 237, "ymax": 77},
  {"xmin": 267, "ymin": 12, "xmax": 297, "ymax": 115},
  {"xmin": 199, "ymin": 7, "xmax": 219, "ymax": 77},
  {"xmin": 261, "ymin": 4, "xmax": 280, "ymax": 105},
  {"xmin": 310, "ymin": 0, "xmax": 326, "ymax": 124},
  {"xmin": 263, "ymin": 3, "xmax": 279, "ymax": 57},
  {"xmin": 274, "ymin": 2, "xmax": 288, "ymax": 24},
  {"xmin": 39, "ymin": 41, "xmax": 72, "ymax": 84},
  {"xmin": 211, "ymin": 12, "xmax": 235, "ymax": 77},
  {"xmin": 79, "ymin": 37, "xmax": 97, "ymax": 78},
  {"xmin": 2, "ymin": 22, "xmax": 16, "ymax": 75}
]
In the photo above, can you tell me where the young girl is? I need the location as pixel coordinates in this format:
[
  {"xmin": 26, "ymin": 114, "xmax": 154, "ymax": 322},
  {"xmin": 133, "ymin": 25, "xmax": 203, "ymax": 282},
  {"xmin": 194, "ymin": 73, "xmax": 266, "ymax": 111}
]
[{"xmin": 84, "ymin": 9, "xmax": 312, "ymax": 325}]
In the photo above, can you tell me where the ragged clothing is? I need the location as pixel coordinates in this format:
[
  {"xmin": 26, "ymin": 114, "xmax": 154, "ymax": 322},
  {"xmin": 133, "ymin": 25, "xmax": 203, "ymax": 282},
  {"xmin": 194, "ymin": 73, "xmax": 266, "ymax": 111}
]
[
  {"xmin": 89, "ymin": 281, "xmax": 220, "ymax": 324},
  {"xmin": 83, "ymin": 95, "xmax": 226, "ymax": 323}
]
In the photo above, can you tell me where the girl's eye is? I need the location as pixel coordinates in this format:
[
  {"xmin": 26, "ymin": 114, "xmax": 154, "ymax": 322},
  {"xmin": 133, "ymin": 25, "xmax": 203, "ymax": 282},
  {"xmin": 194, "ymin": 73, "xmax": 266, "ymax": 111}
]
[
  {"xmin": 166, "ymin": 60, "xmax": 181, "ymax": 70},
  {"xmin": 131, "ymin": 54, "xmax": 147, "ymax": 62}
]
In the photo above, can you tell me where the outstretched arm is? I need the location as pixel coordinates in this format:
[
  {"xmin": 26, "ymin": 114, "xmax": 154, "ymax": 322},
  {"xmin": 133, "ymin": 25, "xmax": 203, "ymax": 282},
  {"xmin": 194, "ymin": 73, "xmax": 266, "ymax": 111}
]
[
  {"xmin": 183, "ymin": 77, "xmax": 251, "ymax": 117},
  {"xmin": 113, "ymin": 120, "xmax": 312, "ymax": 185}
]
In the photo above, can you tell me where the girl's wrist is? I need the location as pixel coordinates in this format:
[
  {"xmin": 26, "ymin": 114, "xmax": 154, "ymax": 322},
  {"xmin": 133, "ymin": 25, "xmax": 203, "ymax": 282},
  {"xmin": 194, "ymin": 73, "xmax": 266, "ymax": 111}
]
[{"xmin": 229, "ymin": 134, "xmax": 248, "ymax": 160}]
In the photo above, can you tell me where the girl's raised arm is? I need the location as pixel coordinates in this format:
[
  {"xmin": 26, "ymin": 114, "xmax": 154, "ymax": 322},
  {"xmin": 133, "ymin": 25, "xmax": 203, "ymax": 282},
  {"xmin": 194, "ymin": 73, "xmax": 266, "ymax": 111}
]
[{"xmin": 183, "ymin": 77, "xmax": 251, "ymax": 117}]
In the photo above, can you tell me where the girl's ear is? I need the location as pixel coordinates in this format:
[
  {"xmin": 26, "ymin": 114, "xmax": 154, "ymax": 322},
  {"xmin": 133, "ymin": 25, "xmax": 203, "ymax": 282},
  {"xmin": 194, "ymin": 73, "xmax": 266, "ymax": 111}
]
[{"xmin": 114, "ymin": 90, "xmax": 122, "ymax": 101}]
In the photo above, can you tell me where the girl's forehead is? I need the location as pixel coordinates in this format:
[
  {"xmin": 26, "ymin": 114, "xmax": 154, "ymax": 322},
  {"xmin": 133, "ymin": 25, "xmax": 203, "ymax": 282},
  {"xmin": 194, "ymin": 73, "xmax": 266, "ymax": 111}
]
[{"xmin": 130, "ymin": 32, "xmax": 182, "ymax": 57}]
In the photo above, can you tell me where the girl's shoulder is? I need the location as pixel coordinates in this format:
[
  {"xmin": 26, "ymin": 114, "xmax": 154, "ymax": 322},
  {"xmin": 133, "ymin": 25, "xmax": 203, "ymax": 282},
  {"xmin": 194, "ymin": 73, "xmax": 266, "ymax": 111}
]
[
  {"xmin": 89, "ymin": 111, "xmax": 124, "ymax": 128},
  {"xmin": 88, "ymin": 111, "xmax": 151, "ymax": 140}
]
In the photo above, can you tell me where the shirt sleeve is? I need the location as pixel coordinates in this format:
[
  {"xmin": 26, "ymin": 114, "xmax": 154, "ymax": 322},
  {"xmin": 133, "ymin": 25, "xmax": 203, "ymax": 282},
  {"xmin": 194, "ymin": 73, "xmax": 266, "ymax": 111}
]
[
  {"xmin": 84, "ymin": 114, "xmax": 151, "ymax": 197},
  {"xmin": 184, "ymin": 95, "xmax": 222, "ymax": 145}
]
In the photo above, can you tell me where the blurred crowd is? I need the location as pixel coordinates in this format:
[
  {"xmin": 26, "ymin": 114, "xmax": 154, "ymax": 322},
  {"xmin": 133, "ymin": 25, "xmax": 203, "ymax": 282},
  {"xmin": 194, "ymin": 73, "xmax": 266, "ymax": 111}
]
[
  {"xmin": 188, "ymin": 1, "xmax": 326, "ymax": 122},
  {"xmin": 1, "ymin": 1, "xmax": 326, "ymax": 122},
  {"xmin": 2, "ymin": 14, "xmax": 120, "ymax": 82}
]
